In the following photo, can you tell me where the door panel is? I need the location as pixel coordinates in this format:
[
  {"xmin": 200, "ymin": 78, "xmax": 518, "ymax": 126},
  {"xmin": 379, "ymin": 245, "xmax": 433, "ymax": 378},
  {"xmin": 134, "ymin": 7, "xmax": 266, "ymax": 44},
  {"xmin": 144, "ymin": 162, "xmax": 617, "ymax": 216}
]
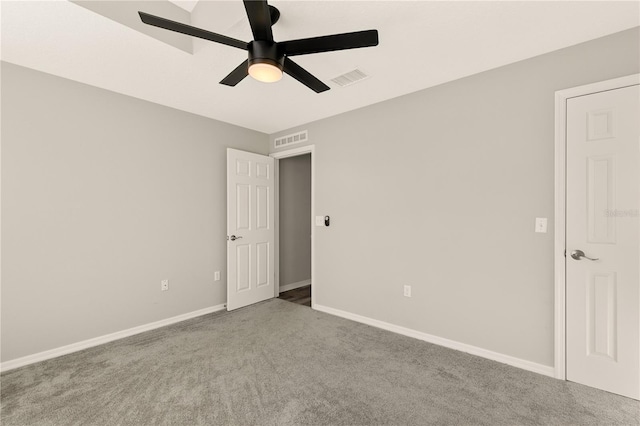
[
  {"xmin": 566, "ymin": 85, "xmax": 639, "ymax": 399},
  {"xmin": 227, "ymin": 148, "xmax": 275, "ymax": 311},
  {"xmin": 587, "ymin": 271, "xmax": 617, "ymax": 360},
  {"xmin": 587, "ymin": 156, "xmax": 616, "ymax": 243}
]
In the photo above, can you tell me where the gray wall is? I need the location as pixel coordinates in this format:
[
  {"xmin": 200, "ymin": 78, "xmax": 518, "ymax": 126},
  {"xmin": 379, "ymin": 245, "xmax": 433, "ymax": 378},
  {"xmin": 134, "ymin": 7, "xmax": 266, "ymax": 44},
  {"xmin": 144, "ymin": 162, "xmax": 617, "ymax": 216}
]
[
  {"xmin": 1, "ymin": 62, "xmax": 268, "ymax": 362},
  {"xmin": 278, "ymin": 154, "xmax": 311, "ymax": 288},
  {"xmin": 270, "ymin": 28, "xmax": 640, "ymax": 367}
]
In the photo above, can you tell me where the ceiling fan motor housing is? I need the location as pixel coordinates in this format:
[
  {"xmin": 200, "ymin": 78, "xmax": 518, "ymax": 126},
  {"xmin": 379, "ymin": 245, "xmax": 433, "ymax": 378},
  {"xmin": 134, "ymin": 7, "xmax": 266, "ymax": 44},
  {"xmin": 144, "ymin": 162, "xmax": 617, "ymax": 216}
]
[{"xmin": 248, "ymin": 40, "xmax": 284, "ymax": 71}]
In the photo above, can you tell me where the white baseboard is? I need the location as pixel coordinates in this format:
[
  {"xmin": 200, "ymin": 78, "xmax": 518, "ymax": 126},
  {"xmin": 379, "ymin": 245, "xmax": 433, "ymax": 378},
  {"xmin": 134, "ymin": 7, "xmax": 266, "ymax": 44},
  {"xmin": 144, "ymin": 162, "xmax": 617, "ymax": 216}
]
[
  {"xmin": 313, "ymin": 304, "xmax": 555, "ymax": 378},
  {"xmin": 0, "ymin": 304, "xmax": 226, "ymax": 372},
  {"xmin": 279, "ymin": 279, "xmax": 311, "ymax": 293}
]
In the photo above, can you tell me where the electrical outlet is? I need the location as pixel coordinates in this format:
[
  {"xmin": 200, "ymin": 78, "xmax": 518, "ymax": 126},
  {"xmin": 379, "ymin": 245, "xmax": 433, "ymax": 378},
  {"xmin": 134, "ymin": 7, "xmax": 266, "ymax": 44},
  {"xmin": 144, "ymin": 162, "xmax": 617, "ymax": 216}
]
[
  {"xmin": 161, "ymin": 279, "xmax": 169, "ymax": 291},
  {"xmin": 214, "ymin": 271, "xmax": 221, "ymax": 281},
  {"xmin": 403, "ymin": 285, "xmax": 412, "ymax": 298},
  {"xmin": 535, "ymin": 217, "xmax": 548, "ymax": 233}
]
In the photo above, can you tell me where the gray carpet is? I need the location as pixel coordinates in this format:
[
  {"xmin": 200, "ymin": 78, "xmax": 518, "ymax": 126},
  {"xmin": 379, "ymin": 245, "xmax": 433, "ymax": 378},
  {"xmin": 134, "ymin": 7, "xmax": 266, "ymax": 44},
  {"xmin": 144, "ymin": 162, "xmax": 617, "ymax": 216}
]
[{"xmin": 1, "ymin": 299, "xmax": 638, "ymax": 425}]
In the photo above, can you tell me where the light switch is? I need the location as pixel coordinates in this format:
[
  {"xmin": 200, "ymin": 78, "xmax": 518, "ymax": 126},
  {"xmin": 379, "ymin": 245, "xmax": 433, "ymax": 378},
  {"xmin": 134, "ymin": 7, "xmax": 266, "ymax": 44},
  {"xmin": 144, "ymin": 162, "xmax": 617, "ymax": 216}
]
[
  {"xmin": 315, "ymin": 216, "xmax": 324, "ymax": 226},
  {"xmin": 535, "ymin": 217, "xmax": 548, "ymax": 233}
]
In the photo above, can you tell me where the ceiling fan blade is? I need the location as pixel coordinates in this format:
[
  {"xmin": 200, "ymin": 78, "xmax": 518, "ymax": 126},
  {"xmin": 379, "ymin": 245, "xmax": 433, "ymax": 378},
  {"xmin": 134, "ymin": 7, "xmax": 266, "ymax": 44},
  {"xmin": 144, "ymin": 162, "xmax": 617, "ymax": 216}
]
[
  {"xmin": 283, "ymin": 58, "xmax": 330, "ymax": 93},
  {"xmin": 138, "ymin": 11, "xmax": 247, "ymax": 50},
  {"xmin": 220, "ymin": 60, "xmax": 249, "ymax": 86},
  {"xmin": 243, "ymin": 0, "xmax": 273, "ymax": 42},
  {"xmin": 280, "ymin": 30, "xmax": 379, "ymax": 56}
]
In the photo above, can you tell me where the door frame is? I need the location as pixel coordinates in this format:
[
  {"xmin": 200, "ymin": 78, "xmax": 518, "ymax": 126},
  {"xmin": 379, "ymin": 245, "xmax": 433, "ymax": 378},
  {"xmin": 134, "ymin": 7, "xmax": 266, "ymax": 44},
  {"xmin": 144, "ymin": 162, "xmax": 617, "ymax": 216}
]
[
  {"xmin": 553, "ymin": 73, "xmax": 639, "ymax": 380},
  {"xmin": 270, "ymin": 145, "xmax": 316, "ymax": 308}
]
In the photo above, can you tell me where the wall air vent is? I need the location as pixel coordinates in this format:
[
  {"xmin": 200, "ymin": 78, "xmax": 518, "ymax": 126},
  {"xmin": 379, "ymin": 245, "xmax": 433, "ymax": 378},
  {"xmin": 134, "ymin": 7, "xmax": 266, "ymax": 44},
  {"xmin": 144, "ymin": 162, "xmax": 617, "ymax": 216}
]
[
  {"xmin": 274, "ymin": 130, "xmax": 308, "ymax": 148},
  {"xmin": 331, "ymin": 69, "xmax": 370, "ymax": 87}
]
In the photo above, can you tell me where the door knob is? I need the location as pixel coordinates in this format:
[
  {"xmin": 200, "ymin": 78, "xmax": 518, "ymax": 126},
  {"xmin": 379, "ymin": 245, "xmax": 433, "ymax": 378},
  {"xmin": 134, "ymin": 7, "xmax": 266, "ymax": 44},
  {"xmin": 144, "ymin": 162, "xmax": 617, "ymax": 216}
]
[
  {"xmin": 229, "ymin": 235, "xmax": 243, "ymax": 241},
  {"xmin": 570, "ymin": 249, "xmax": 599, "ymax": 261}
]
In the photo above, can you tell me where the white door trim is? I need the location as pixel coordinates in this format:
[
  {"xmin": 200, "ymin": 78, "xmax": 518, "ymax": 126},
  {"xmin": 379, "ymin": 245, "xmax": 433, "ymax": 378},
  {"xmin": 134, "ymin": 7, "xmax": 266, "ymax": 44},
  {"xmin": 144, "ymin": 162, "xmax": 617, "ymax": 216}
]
[
  {"xmin": 554, "ymin": 73, "xmax": 639, "ymax": 380},
  {"xmin": 271, "ymin": 145, "xmax": 316, "ymax": 308}
]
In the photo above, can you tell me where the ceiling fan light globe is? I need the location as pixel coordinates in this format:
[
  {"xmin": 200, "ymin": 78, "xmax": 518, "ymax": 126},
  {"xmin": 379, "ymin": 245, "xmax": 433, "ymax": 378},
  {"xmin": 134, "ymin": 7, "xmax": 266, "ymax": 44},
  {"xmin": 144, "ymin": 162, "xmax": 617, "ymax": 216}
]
[{"xmin": 249, "ymin": 63, "xmax": 283, "ymax": 83}]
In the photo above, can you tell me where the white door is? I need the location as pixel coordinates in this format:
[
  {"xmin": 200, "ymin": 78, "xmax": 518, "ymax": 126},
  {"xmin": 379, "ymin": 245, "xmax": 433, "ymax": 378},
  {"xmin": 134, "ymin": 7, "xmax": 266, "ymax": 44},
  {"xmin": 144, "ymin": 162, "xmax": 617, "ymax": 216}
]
[
  {"xmin": 566, "ymin": 84, "xmax": 639, "ymax": 399},
  {"xmin": 227, "ymin": 148, "xmax": 275, "ymax": 311}
]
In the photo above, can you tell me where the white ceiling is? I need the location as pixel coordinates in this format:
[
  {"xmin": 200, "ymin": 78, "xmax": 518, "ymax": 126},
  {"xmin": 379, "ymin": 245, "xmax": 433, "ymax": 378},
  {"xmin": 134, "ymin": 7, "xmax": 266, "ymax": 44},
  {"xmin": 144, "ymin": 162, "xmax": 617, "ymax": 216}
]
[
  {"xmin": 2, "ymin": 1, "xmax": 638, "ymax": 134},
  {"xmin": 168, "ymin": 0, "xmax": 200, "ymax": 12}
]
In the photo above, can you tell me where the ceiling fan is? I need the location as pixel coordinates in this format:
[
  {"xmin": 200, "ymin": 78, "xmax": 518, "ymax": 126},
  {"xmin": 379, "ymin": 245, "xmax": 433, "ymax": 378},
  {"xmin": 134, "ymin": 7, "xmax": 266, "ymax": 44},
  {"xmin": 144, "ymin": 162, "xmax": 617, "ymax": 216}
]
[{"xmin": 138, "ymin": 1, "xmax": 379, "ymax": 93}]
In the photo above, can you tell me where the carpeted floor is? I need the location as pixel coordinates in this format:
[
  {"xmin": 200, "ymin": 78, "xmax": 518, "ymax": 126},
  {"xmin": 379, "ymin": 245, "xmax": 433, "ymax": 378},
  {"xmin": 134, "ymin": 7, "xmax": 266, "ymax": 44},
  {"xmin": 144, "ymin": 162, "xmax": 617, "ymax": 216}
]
[{"xmin": 1, "ymin": 299, "xmax": 638, "ymax": 425}]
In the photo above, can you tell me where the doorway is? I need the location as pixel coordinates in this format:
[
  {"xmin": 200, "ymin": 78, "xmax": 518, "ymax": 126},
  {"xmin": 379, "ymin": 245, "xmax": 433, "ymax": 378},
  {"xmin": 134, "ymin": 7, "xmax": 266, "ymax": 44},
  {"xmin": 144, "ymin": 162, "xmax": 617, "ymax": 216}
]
[
  {"xmin": 271, "ymin": 145, "xmax": 315, "ymax": 308},
  {"xmin": 555, "ymin": 75, "xmax": 639, "ymax": 399}
]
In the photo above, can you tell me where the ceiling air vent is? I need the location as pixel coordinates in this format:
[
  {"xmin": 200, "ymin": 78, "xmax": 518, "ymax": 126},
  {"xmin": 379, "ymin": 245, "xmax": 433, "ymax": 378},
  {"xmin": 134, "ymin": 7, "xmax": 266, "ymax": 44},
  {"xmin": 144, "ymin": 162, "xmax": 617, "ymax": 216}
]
[
  {"xmin": 274, "ymin": 130, "xmax": 308, "ymax": 148},
  {"xmin": 331, "ymin": 69, "xmax": 370, "ymax": 87}
]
